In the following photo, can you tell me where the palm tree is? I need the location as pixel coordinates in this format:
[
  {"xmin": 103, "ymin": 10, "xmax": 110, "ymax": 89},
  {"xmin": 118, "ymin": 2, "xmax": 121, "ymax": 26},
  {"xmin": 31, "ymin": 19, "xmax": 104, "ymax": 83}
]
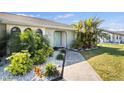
[
  {"xmin": 72, "ymin": 17, "xmax": 109, "ymax": 49},
  {"xmin": 72, "ymin": 20, "xmax": 83, "ymax": 40},
  {"xmin": 83, "ymin": 17, "xmax": 108, "ymax": 47}
]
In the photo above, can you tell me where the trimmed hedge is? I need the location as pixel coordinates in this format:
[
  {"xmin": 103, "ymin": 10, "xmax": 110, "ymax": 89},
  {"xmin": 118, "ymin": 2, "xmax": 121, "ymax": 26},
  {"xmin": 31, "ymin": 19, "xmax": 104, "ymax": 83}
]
[{"xmin": 56, "ymin": 53, "xmax": 64, "ymax": 60}]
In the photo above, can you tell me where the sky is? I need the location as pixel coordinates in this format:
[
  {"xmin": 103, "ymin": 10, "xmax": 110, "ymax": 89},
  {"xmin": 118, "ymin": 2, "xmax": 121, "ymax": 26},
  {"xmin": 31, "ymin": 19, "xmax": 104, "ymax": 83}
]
[{"xmin": 10, "ymin": 12, "xmax": 124, "ymax": 31}]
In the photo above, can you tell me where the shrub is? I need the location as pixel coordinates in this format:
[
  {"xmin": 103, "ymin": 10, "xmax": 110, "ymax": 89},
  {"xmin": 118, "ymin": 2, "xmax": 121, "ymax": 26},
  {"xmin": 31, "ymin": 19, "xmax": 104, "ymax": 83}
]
[
  {"xmin": 60, "ymin": 49, "xmax": 66, "ymax": 54},
  {"xmin": 56, "ymin": 53, "xmax": 64, "ymax": 60},
  {"xmin": 0, "ymin": 63, "xmax": 3, "ymax": 67},
  {"xmin": 0, "ymin": 50, "xmax": 6, "ymax": 57},
  {"xmin": 46, "ymin": 47, "xmax": 54, "ymax": 57},
  {"xmin": 0, "ymin": 58, "xmax": 3, "ymax": 67},
  {"xmin": 33, "ymin": 49, "xmax": 47, "ymax": 65},
  {"xmin": 45, "ymin": 63, "xmax": 59, "ymax": 77},
  {"xmin": 71, "ymin": 40, "xmax": 83, "ymax": 49},
  {"xmin": 9, "ymin": 30, "xmax": 50, "ymax": 55},
  {"xmin": 32, "ymin": 46, "xmax": 54, "ymax": 65},
  {"xmin": 33, "ymin": 45, "xmax": 54, "ymax": 64},
  {"xmin": 0, "ymin": 40, "xmax": 6, "ymax": 57},
  {"xmin": 7, "ymin": 33, "xmax": 21, "ymax": 54},
  {"xmin": 20, "ymin": 31, "xmax": 36, "ymax": 52},
  {"xmin": 49, "ymin": 48, "xmax": 54, "ymax": 57},
  {"xmin": 5, "ymin": 50, "xmax": 33, "ymax": 75},
  {"xmin": 20, "ymin": 31, "xmax": 52, "ymax": 57}
]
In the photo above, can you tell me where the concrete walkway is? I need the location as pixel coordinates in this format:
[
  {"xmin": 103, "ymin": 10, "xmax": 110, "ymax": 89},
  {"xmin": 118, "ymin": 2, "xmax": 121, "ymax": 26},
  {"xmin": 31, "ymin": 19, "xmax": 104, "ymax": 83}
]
[
  {"xmin": 65, "ymin": 50, "xmax": 85, "ymax": 66},
  {"xmin": 63, "ymin": 50, "xmax": 102, "ymax": 81}
]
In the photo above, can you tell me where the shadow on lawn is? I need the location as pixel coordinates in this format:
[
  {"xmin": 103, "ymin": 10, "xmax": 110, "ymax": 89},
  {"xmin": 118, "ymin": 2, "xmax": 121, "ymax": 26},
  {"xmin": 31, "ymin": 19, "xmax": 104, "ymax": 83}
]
[{"xmin": 81, "ymin": 46, "xmax": 124, "ymax": 60}]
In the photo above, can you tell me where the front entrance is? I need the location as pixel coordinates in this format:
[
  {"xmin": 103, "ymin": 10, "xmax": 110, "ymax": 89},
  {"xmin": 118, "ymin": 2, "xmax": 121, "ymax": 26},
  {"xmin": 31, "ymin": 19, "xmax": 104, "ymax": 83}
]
[{"xmin": 54, "ymin": 31, "xmax": 62, "ymax": 47}]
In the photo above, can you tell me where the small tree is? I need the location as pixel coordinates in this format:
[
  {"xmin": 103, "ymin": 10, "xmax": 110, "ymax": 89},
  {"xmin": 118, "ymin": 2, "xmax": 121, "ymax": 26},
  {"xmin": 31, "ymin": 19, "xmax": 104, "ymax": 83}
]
[{"xmin": 20, "ymin": 31, "xmax": 50, "ymax": 53}]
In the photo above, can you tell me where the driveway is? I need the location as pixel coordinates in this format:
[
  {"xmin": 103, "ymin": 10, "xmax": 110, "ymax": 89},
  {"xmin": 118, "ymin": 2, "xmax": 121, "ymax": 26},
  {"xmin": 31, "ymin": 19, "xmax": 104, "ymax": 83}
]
[{"xmin": 63, "ymin": 50, "xmax": 102, "ymax": 81}]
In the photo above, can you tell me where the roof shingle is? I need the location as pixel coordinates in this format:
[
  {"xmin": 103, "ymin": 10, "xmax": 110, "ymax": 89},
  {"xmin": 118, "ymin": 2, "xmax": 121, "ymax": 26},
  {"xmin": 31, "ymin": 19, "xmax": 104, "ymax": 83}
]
[
  {"xmin": 104, "ymin": 30, "xmax": 124, "ymax": 35},
  {"xmin": 0, "ymin": 13, "xmax": 74, "ymax": 30}
]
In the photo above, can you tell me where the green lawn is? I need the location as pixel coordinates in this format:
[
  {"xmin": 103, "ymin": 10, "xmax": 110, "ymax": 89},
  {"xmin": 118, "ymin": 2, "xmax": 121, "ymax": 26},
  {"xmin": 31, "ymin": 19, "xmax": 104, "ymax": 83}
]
[{"xmin": 81, "ymin": 43, "xmax": 124, "ymax": 80}]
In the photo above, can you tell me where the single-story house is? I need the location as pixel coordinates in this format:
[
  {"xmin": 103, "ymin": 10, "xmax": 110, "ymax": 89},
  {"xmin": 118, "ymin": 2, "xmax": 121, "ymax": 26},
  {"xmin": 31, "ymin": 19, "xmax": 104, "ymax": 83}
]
[
  {"xmin": 0, "ymin": 13, "xmax": 76, "ymax": 50},
  {"xmin": 100, "ymin": 30, "xmax": 124, "ymax": 44}
]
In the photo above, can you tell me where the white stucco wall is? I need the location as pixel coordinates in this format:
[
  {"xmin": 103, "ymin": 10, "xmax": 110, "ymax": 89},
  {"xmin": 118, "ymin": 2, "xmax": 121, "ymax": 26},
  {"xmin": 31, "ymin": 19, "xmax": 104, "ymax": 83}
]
[
  {"xmin": 0, "ymin": 24, "xmax": 6, "ymax": 40},
  {"xmin": 62, "ymin": 32, "xmax": 67, "ymax": 47},
  {"xmin": 66, "ymin": 30, "xmax": 75, "ymax": 48},
  {"xmin": 45, "ymin": 28, "xmax": 55, "ymax": 47},
  {"xmin": 46, "ymin": 28, "xmax": 75, "ymax": 48},
  {"xmin": 6, "ymin": 24, "xmax": 76, "ymax": 48}
]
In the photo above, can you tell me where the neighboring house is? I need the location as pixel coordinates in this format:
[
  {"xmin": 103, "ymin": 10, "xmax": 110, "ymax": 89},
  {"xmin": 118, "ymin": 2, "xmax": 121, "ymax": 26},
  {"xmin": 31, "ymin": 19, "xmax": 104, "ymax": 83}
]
[
  {"xmin": 100, "ymin": 30, "xmax": 124, "ymax": 44},
  {"xmin": 0, "ymin": 13, "xmax": 76, "ymax": 49}
]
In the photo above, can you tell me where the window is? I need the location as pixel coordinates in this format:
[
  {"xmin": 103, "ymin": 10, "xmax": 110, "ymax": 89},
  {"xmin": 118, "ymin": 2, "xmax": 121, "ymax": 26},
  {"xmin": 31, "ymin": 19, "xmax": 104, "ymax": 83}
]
[
  {"xmin": 11, "ymin": 27, "xmax": 21, "ymax": 35},
  {"xmin": 24, "ymin": 28, "xmax": 32, "ymax": 32},
  {"xmin": 36, "ymin": 29, "xmax": 43, "ymax": 35}
]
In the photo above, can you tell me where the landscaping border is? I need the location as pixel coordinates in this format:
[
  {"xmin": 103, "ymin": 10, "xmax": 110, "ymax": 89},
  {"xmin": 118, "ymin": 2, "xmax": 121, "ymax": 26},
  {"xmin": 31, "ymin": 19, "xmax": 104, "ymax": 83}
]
[{"xmin": 51, "ymin": 49, "xmax": 66, "ymax": 81}]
